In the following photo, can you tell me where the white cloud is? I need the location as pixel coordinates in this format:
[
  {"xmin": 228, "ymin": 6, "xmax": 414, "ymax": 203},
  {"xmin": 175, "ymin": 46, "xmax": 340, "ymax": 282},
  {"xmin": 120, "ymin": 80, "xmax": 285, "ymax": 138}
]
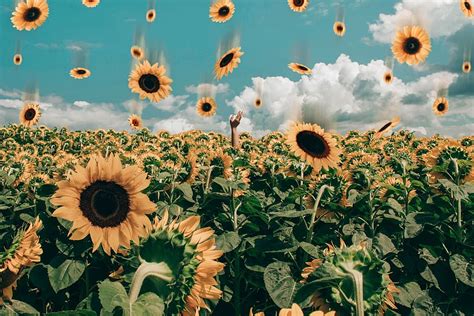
[
  {"xmin": 151, "ymin": 95, "xmax": 190, "ymax": 112},
  {"xmin": 73, "ymin": 100, "xmax": 90, "ymax": 107},
  {"xmin": 369, "ymin": 0, "xmax": 474, "ymax": 43},
  {"xmin": 185, "ymin": 83, "xmax": 230, "ymax": 96}
]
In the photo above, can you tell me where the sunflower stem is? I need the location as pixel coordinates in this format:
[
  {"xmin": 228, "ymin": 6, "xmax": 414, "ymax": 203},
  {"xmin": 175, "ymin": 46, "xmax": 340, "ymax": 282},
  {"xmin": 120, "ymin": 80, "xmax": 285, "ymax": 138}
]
[
  {"xmin": 204, "ymin": 166, "xmax": 214, "ymax": 194},
  {"xmin": 451, "ymin": 158, "xmax": 462, "ymax": 229},
  {"xmin": 343, "ymin": 264, "xmax": 364, "ymax": 316},
  {"xmin": 305, "ymin": 185, "xmax": 331, "ymax": 245}
]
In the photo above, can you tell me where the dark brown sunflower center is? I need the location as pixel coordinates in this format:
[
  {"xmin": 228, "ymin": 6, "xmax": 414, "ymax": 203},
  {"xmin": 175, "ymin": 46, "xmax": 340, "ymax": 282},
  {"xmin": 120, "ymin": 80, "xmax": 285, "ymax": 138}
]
[
  {"xmin": 296, "ymin": 131, "xmax": 330, "ymax": 158},
  {"xmin": 385, "ymin": 74, "xmax": 391, "ymax": 80},
  {"xmin": 256, "ymin": 99, "xmax": 261, "ymax": 105},
  {"xmin": 218, "ymin": 5, "xmax": 230, "ymax": 16},
  {"xmin": 297, "ymin": 64, "xmax": 309, "ymax": 71},
  {"xmin": 24, "ymin": 108, "xmax": 36, "ymax": 121},
  {"xmin": 148, "ymin": 11, "xmax": 154, "ymax": 18},
  {"xmin": 293, "ymin": 0, "xmax": 304, "ymax": 7},
  {"xmin": 132, "ymin": 119, "xmax": 139, "ymax": 126},
  {"xmin": 76, "ymin": 69, "xmax": 87, "ymax": 75},
  {"xmin": 464, "ymin": 63, "xmax": 470, "ymax": 69},
  {"xmin": 15, "ymin": 56, "xmax": 20, "ymax": 62},
  {"xmin": 80, "ymin": 181, "xmax": 130, "ymax": 228},
  {"xmin": 139, "ymin": 74, "xmax": 160, "ymax": 93},
  {"xmin": 133, "ymin": 49, "xmax": 141, "ymax": 56},
  {"xmin": 219, "ymin": 53, "xmax": 234, "ymax": 68},
  {"xmin": 437, "ymin": 103, "xmax": 446, "ymax": 112},
  {"xmin": 24, "ymin": 7, "xmax": 41, "ymax": 22},
  {"xmin": 337, "ymin": 25, "xmax": 344, "ymax": 32},
  {"xmin": 403, "ymin": 37, "xmax": 421, "ymax": 55},
  {"xmin": 202, "ymin": 102, "xmax": 212, "ymax": 112},
  {"xmin": 378, "ymin": 122, "xmax": 392, "ymax": 133},
  {"xmin": 465, "ymin": 2, "xmax": 471, "ymax": 10}
]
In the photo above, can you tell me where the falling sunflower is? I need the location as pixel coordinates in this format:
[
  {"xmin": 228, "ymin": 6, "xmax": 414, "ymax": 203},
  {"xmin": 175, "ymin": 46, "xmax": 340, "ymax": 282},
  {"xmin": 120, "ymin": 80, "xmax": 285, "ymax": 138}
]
[
  {"xmin": 288, "ymin": 0, "xmax": 309, "ymax": 12},
  {"xmin": 146, "ymin": 9, "xmax": 156, "ymax": 22},
  {"xmin": 13, "ymin": 54, "xmax": 23, "ymax": 65},
  {"xmin": 51, "ymin": 154, "xmax": 157, "ymax": 255},
  {"xmin": 254, "ymin": 98, "xmax": 262, "ymax": 107},
  {"xmin": 432, "ymin": 97, "xmax": 449, "ymax": 116},
  {"xmin": 82, "ymin": 0, "xmax": 100, "ymax": 8},
  {"xmin": 374, "ymin": 116, "xmax": 400, "ymax": 138},
  {"xmin": 392, "ymin": 26, "xmax": 431, "ymax": 65},
  {"xmin": 460, "ymin": 0, "xmax": 473, "ymax": 17},
  {"xmin": 196, "ymin": 97, "xmax": 217, "ymax": 117},
  {"xmin": 70, "ymin": 67, "xmax": 91, "ymax": 79},
  {"xmin": 130, "ymin": 45, "xmax": 144, "ymax": 60},
  {"xmin": 11, "ymin": 0, "xmax": 49, "ymax": 31},
  {"xmin": 19, "ymin": 103, "xmax": 41, "ymax": 127},
  {"xmin": 214, "ymin": 47, "xmax": 244, "ymax": 80},
  {"xmin": 209, "ymin": 0, "xmax": 235, "ymax": 23},
  {"xmin": 333, "ymin": 21, "xmax": 346, "ymax": 37},
  {"xmin": 383, "ymin": 70, "xmax": 393, "ymax": 84},
  {"xmin": 288, "ymin": 62, "xmax": 312, "ymax": 75},
  {"xmin": 128, "ymin": 114, "xmax": 143, "ymax": 130},
  {"xmin": 462, "ymin": 61, "xmax": 471, "ymax": 73},
  {"xmin": 129, "ymin": 60, "xmax": 173, "ymax": 103},
  {"xmin": 287, "ymin": 122, "xmax": 341, "ymax": 172}
]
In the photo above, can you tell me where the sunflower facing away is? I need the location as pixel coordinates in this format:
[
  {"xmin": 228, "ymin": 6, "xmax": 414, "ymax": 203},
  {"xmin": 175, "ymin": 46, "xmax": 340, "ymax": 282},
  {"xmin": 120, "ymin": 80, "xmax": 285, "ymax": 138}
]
[
  {"xmin": 392, "ymin": 26, "xmax": 431, "ymax": 65},
  {"xmin": 19, "ymin": 103, "xmax": 41, "ymax": 127},
  {"xmin": 13, "ymin": 54, "xmax": 23, "ymax": 65},
  {"xmin": 130, "ymin": 45, "xmax": 145, "ymax": 60},
  {"xmin": 383, "ymin": 70, "xmax": 393, "ymax": 84},
  {"xmin": 11, "ymin": 0, "xmax": 49, "ymax": 31},
  {"xmin": 209, "ymin": 0, "xmax": 235, "ymax": 23},
  {"xmin": 288, "ymin": 0, "xmax": 309, "ymax": 12},
  {"xmin": 128, "ymin": 114, "xmax": 143, "ymax": 130},
  {"xmin": 196, "ymin": 97, "xmax": 217, "ymax": 117},
  {"xmin": 146, "ymin": 9, "xmax": 156, "ymax": 22},
  {"xmin": 460, "ymin": 0, "xmax": 473, "ymax": 17},
  {"xmin": 50, "ymin": 154, "xmax": 157, "ymax": 255},
  {"xmin": 463, "ymin": 61, "xmax": 471, "ymax": 73},
  {"xmin": 82, "ymin": 0, "xmax": 100, "ymax": 8},
  {"xmin": 289, "ymin": 62, "xmax": 312, "ymax": 75},
  {"xmin": 432, "ymin": 97, "xmax": 449, "ymax": 116},
  {"xmin": 214, "ymin": 47, "xmax": 244, "ymax": 80},
  {"xmin": 128, "ymin": 60, "xmax": 173, "ymax": 103},
  {"xmin": 375, "ymin": 116, "xmax": 400, "ymax": 138},
  {"xmin": 70, "ymin": 67, "xmax": 91, "ymax": 79},
  {"xmin": 287, "ymin": 122, "xmax": 341, "ymax": 172},
  {"xmin": 333, "ymin": 21, "xmax": 346, "ymax": 37}
]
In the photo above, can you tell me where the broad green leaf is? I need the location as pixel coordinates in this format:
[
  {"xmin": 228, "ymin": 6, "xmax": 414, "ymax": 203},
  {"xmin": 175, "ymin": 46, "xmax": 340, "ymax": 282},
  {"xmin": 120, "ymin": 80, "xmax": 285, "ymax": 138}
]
[
  {"xmin": 373, "ymin": 233, "xmax": 397, "ymax": 256},
  {"xmin": 264, "ymin": 262, "xmax": 299, "ymax": 308},
  {"xmin": 404, "ymin": 213, "xmax": 422, "ymax": 239},
  {"xmin": 216, "ymin": 231, "xmax": 241, "ymax": 253},
  {"xmin": 98, "ymin": 279, "xmax": 129, "ymax": 313},
  {"xmin": 47, "ymin": 258, "xmax": 86, "ymax": 293},
  {"xmin": 132, "ymin": 293, "xmax": 164, "ymax": 316},
  {"xmin": 45, "ymin": 310, "xmax": 96, "ymax": 316},
  {"xmin": 387, "ymin": 198, "xmax": 403, "ymax": 213},
  {"xmin": 449, "ymin": 254, "xmax": 474, "ymax": 287},
  {"xmin": 299, "ymin": 242, "xmax": 320, "ymax": 258},
  {"xmin": 176, "ymin": 183, "xmax": 194, "ymax": 202},
  {"xmin": 395, "ymin": 282, "xmax": 423, "ymax": 307},
  {"xmin": 7, "ymin": 300, "xmax": 39, "ymax": 315}
]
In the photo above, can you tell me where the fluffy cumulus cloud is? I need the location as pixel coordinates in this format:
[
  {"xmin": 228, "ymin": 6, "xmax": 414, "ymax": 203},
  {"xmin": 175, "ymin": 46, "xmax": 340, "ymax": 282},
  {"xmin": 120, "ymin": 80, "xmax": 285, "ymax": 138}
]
[{"xmin": 369, "ymin": 0, "xmax": 474, "ymax": 43}]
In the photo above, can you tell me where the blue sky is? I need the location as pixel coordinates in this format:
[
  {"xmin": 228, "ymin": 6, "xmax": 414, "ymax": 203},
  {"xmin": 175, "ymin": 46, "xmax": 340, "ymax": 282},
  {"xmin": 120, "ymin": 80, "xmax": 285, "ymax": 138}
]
[{"xmin": 0, "ymin": 0, "xmax": 472, "ymax": 136}]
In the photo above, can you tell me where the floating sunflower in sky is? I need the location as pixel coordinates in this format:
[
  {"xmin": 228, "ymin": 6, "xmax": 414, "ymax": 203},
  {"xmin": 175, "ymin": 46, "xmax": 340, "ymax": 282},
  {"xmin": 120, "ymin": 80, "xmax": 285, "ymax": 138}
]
[
  {"xmin": 128, "ymin": 114, "xmax": 143, "ymax": 130},
  {"xmin": 196, "ymin": 97, "xmax": 217, "ymax": 117},
  {"xmin": 460, "ymin": 0, "xmax": 473, "ymax": 17},
  {"xmin": 432, "ymin": 97, "xmax": 449, "ymax": 116},
  {"xmin": 254, "ymin": 98, "xmax": 262, "ymax": 107},
  {"xmin": 333, "ymin": 21, "xmax": 346, "ymax": 37},
  {"xmin": 288, "ymin": 62, "xmax": 312, "ymax": 75},
  {"xmin": 13, "ymin": 54, "xmax": 23, "ymax": 65},
  {"xmin": 51, "ymin": 154, "xmax": 156, "ymax": 255},
  {"xmin": 130, "ymin": 45, "xmax": 144, "ymax": 60},
  {"xmin": 146, "ymin": 9, "xmax": 156, "ymax": 22},
  {"xmin": 11, "ymin": 0, "xmax": 49, "ymax": 31},
  {"xmin": 392, "ymin": 26, "xmax": 431, "ymax": 65},
  {"xmin": 82, "ymin": 0, "xmax": 100, "ymax": 8},
  {"xmin": 214, "ymin": 47, "xmax": 244, "ymax": 80},
  {"xmin": 462, "ymin": 61, "xmax": 471, "ymax": 73},
  {"xmin": 70, "ymin": 67, "xmax": 91, "ymax": 79},
  {"xmin": 287, "ymin": 122, "xmax": 341, "ymax": 172},
  {"xmin": 288, "ymin": 0, "xmax": 309, "ymax": 12},
  {"xmin": 374, "ymin": 116, "xmax": 400, "ymax": 138},
  {"xmin": 383, "ymin": 70, "xmax": 393, "ymax": 84},
  {"xmin": 19, "ymin": 103, "xmax": 41, "ymax": 127},
  {"xmin": 209, "ymin": 0, "xmax": 235, "ymax": 23},
  {"xmin": 128, "ymin": 60, "xmax": 173, "ymax": 103}
]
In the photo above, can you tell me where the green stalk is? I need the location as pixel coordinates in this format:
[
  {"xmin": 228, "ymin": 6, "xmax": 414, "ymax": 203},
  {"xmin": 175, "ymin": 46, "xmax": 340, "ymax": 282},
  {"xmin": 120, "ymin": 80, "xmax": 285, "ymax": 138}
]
[
  {"xmin": 305, "ymin": 185, "xmax": 331, "ymax": 244},
  {"xmin": 343, "ymin": 264, "xmax": 364, "ymax": 316},
  {"xmin": 451, "ymin": 158, "xmax": 462, "ymax": 228},
  {"xmin": 204, "ymin": 166, "xmax": 214, "ymax": 194},
  {"xmin": 230, "ymin": 191, "xmax": 241, "ymax": 316}
]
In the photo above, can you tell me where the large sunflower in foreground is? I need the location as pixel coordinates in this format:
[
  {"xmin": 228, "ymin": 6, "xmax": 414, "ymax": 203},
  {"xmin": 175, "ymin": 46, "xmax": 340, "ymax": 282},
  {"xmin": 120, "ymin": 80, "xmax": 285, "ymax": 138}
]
[
  {"xmin": 11, "ymin": 0, "xmax": 49, "ymax": 31},
  {"xmin": 289, "ymin": 62, "xmax": 312, "ymax": 75},
  {"xmin": 19, "ymin": 103, "xmax": 41, "ymax": 127},
  {"xmin": 138, "ymin": 212, "xmax": 224, "ymax": 315},
  {"xmin": 146, "ymin": 9, "xmax": 156, "ymax": 22},
  {"xmin": 288, "ymin": 0, "xmax": 309, "ymax": 12},
  {"xmin": 51, "ymin": 154, "xmax": 156, "ymax": 255},
  {"xmin": 209, "ymin": 0, "xmax": 235, "ymax": 23},
  {"xmin": 128, "ymin": 60, "xmax": 173, "ymax": 103},
  {"xmin": 432, "ymin": 97, "xmax": 449, "ymax": 116},
  {"xmin": 460, "ymin": 0, "xmax": 473, "ymax": 17},
  {"xmin": 287, "ymin": 122, "xmax": 341, "ymax": 172},
  {"xmin": 214, "ymin": 47, "xmax": 244, "ymax": 80},
  {"xmin": 13, "ymin": 54, "xmax": 23, "ymax": 65},
  {"xmin": 70, "ymin": 67, "xmax": 91, "ymax": 79},
  {"xmin": 196, "ymin": 97, "xmax": 217, "ymax": 117},
  {"xmin": 462, "ymin": 61, "xmax": 471, "ymax": 73},
  {"xmin": 0, "ymin": 218, "xmax": 42, "ymax": 302},
  {"xmin": 82, "ymin": 0, "xmax": 100, "ymax": 8},
  {"xmin": 374, "ymin": 116, "xmax": 400, "ymax": 138},
  {"xmin": 333, "ymin": 21, "xmax": 346, "ymax": 37},
  {"xmin": 392, "ymin": 26, "xmax": 431, "ymax": 65},
  {"xmin": 128, "ymin": 114, "xmax": 143, "ymax": 130}
]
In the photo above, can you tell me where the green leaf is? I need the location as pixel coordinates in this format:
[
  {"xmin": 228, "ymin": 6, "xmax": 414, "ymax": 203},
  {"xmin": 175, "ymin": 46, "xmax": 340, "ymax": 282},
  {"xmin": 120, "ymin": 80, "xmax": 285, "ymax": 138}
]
[
  {"xmin": 264, "ymin": 262, "xmax": 299, "ymax": 308},
  {"xmin": 45, "ymin": 310, "xmax": 96, "ymax": 316},
  {"xmin": 373, "ymin": 233, "xmax": 397, "ymax": 256},
  {"xmin": 176, "ymin": 183, "xmax": 194, "ymax": 202},
  {"xmin": 36, "ymin": 184, "xmax": 57, "ymax": 197},
  {"xmin": 404, "ymin": 213, "xmax": 422, "ymax": 238},
  {"xmin": 132, "ymin": 293, "xmax": 164, "ymax": 316},
  {"xmin": 420, "ymin": 265, "xmax": 441, "ymax": 291},
  {"xmin": 7, "ymin": 300, "xmax": 40, "ymax": 315},
  {"xmin": 98, "ymin": 279, "xmax": 129, "ymax": 313},
  {"xmin": 299, "ymin": 242, "xmax": 320, "ymax": 258},
  {"xmin": 47, "ymin": 258, "xmax": 86, "ymax": 293},
  {"xmin": 449, "ymin": 254, "xmax": 474, "ymax": 287},
  {"xmin": 395, "ymin": 282, "xmax": 424, "ymax": 308},
  {"xmin": 216, "ymin": 231, "xmax": 241, "ymax": 253},
  {"xmin": 387, "ymin": 198, "xmax": 403, "ymax": 213}
]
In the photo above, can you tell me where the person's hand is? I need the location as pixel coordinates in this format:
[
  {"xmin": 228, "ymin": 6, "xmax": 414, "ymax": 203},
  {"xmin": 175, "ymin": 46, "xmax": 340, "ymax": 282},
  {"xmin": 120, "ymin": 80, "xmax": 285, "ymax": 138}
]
[{"xmin": 229, "ymin": 111, "xmax": 243, "ymax": 129}]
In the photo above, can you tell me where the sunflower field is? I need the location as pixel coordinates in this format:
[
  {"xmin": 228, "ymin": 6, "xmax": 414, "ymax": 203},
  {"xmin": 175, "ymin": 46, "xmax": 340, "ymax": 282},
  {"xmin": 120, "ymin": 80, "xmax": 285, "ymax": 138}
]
[{"xmin": 0, "ymin": 124, "xmax": 473, "ymax": 316}]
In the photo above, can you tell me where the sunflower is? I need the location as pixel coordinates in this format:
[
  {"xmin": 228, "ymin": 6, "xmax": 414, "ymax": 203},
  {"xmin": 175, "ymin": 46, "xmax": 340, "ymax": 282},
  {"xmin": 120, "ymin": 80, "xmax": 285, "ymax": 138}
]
[
  {"xmin": 374, "ymin": 117, "xmax": 400, "ymax": 138},
  {"xmin": 214, "ymin": 47, "xmax": 244, "ymax": 80},
  {"xmin": 209, "ymin": 150, "xmax": 233, "ymax": 179},
  {"xmin": 70, "ymin": 67, "xmax": 91, "ymax": 79},
  {"xmin": 288, "ymin": 0, "xmax": 309, "ymax": 12},
  {"xmin": 11, "ymin": 0, "xmax": 49, "ymax": 31},
  {"xmin": 13, "ymin": 54, "xmax": 23, "ymax": 65},
  {"xmin": 82, "ymin": 0, "xmax": 100, "ymax": 8},
  {"xmin": 196, "ymin": 97, "xmax": 217, "ymax": 117},
  {"xmin": 392, "ymin": 26, "xmax": 431, "ymax": 65},
  {"xmin": 254, "ymin": 98, "xmax": 262, "ymax": 107},
  {"xmin": 209, "ymin": 0, "xmax": 235, "ymax": 23},
  {"xmin": 19, "ymin": 103, "xmax": 41, "ymax": 127},
  {"xmin": 333, "ymin": 21, "xmax": 346, "ymax": 37},
  {"xmin": 460, "ymin": 0, "xmax": 473, "ymax": 17},
  {"xmin": 432, "ymin": 97, "xmax": 449, "ymax": 116},
  {"xmin": 287, "ymin": 122, "xmax": 341, "ymax": 172},
  {"xmin": 50, "ymin": 154, "xmax": 156, "ymax": 255},
  {"xmin": 462, "ymin": 61, "xmax": 471, "ymax": 73},
  {"xmin": 130, "ymin": 45, "xmax": 144, "ymax": 60},
  {"xmin": 146, "ymin": 9, "xmax": 156, "ymax": 22},
  {"xmin": 128, "ymin": 114, "xmax": 143, "ymax": 130},
  {"xmin": 289, "ymin": 62, "xmax": 312, "ymax": 75},
  {"xmin": 383, "ymin": 70, "xmax": 393, "ymax": 84},
  {"xmin": 128, "ymin": 60, "xmax": 173, "ymax": 103}
]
